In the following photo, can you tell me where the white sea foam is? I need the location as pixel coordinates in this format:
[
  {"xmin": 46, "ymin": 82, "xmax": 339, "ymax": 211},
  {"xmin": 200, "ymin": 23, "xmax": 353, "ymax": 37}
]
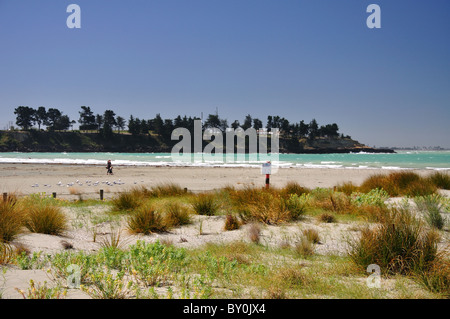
[{"xmin": 1, "ymin": 151, "xmax": 449, "ymax": 171}]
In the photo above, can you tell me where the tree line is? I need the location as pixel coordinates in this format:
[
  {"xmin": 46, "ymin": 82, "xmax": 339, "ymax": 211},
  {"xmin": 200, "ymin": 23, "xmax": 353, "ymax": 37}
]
[{"xmin": 13, "ymin": 105, "xmax": 349, "ymax": 140}]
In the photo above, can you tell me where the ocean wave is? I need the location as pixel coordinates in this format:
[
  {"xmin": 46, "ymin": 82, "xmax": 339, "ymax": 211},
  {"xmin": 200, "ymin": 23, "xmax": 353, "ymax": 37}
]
[{"xmin": 1, "ymin": 153, "xmax": 449, "ymax": 171}]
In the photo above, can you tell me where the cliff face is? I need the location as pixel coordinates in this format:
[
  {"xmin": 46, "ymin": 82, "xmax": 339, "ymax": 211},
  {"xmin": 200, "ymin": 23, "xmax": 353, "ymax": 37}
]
[{"xmin": 0, "ymin": 130, "xmax": 393, "ymax": 154}]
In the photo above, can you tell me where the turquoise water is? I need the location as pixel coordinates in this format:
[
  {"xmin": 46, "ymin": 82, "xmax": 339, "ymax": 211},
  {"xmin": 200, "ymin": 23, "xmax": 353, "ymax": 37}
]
[{"xmin": 0, "ymin": 151, "xmax": 449, "ymax": 170}]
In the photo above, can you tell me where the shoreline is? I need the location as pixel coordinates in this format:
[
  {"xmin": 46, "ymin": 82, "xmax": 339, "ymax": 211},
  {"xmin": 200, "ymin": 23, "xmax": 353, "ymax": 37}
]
[{"xmin": 0, "ymin": 163, "xmax": 440, "ymax": 199}]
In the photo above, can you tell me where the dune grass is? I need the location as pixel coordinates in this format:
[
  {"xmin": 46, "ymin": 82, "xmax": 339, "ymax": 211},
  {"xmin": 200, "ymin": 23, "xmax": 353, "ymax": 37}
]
[
  {"xmin": 0, "ymin": 241, "xmax": 14, "ymax": 265},
  {"xmin": 126, "ymin": 204, "xmax": 167, "ymax": 235},
  {"xmin": 225, "ymin": 186, "xmax": 306, "ymax": 225},
  {"xmin": 163, "ymin": 202, "xmax": 192, "ymax": 227},
  {"xmin": 359, "ymin": 171, "xmax": 437, "ymax": 196},
  {"xmin": 110, "ymin": 190, "xmax": 144, "ymax": 212},
  {"xmin": 347, "ymin": 202, "xmax": 449, "ymax": 296},
  {"xmin": 24, "ymin": 203, "xmax": 68, "ymax": 236},
  {"xmin": 348, "ymin": 205, "xmax": 442, "ymax": 276},
  {"xmin": 2, "ymin": 176, "xmax": 447, "ymax": 299},
  {"xmin": 16, "ymin": 194, "xmax": 68, "ymax": 236},
  {"xmin": 0, "ymin": 194, "xmax": 25, "ymax": 242},
  {"xmin": 224, "ymin": 214, "xmax": 240, "ymax": 231},
  {"xmin": 414, "ymin": 194, "xmax": 446, "ymax": 230},
  {"xmin": 427, "ymin": 171, "xmax": 450, "ymax": 190},
  {"xmin": 191, "ymin": 193, "xmax": 220, "ymax": 216}
]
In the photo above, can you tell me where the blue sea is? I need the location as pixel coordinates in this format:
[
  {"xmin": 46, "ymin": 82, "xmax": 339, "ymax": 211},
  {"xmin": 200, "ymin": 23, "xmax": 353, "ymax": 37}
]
[{"xmin": 0, "ymin": 151, "xmax": 449, "ymax": 171}]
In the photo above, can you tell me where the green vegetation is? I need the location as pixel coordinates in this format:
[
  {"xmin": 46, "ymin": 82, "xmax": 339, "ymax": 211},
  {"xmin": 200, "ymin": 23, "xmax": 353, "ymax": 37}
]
[
  {"xmin": 427, "ymin": 171, "xmax": 450, "ymax": 190},
  {"xmin": 359, "ymin": 171, "xmax": 437, "ymax": 197},
  {"xmin": 4, "ymin": 106, "xmax": 389, "ymax": 153},
  {"xmin": 126, "ymin": 204, "xmax": 167, "ymax": 235},
  {"xmin": 22, "ymin": 196, "xmax": 68, "ymax": 236},
  {"xmin": 1, "ymin": 173, "xmax": 449, "ymax": 299},
  {"xmin": 414, "ymin": 194, "xmax": 447, "ymax": 230},
  {"xmin": 0, "ymin": 194, "xmax": 25, "ymax": 242},
  {"xmin": 13, "ymin": 105, "xmax": 344, "ymax": 140}
]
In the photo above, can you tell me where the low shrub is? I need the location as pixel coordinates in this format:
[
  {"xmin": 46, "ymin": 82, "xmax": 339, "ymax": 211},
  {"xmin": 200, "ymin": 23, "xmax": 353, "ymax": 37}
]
[
  {"xmin": 127, "ymin": 240, "xmax": 187, "ymax": 287},
  {"xmin": 81, "ymin": 269, "xmax": 133, "ymax": 299},
  {"xmin": 350, "ymin": 188, "xmax": 389, "ymax": 208},
  {"xmin": 16, "ymin": 279, "xmax": 67, "ymax": 299}
]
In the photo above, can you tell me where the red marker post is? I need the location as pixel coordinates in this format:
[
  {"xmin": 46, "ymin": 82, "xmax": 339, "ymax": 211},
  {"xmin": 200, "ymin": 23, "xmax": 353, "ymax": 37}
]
[{"xmin": 261, "ymin": 161, "xmax": 272, "ymax": 189}]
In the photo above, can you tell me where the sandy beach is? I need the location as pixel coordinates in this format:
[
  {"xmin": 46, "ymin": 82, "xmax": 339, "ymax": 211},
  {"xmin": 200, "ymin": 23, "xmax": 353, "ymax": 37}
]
[{"xmin": 0, "ymin": 163, "xmax": 438, "ymax": 199}]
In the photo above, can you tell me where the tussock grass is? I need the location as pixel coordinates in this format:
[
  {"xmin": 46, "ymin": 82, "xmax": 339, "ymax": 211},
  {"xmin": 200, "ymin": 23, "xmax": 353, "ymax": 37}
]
[
  {"xmin": 191, "ymin": 193, "xmax": 220, "ymax": 216},
  {"xmin": 417, "ymin": 258, "xmax": 450, "ymax": 296},
  {"xmin": 126, "ymin": 204, "xmax": 166, "ymax": 235},
  {"xmin": 227, "ymin": 186, "xmax": 297, "ymax": 225},
  {"xmin": 348, "ymin": 206, "xmax": 441, "ymax": 276},
  {"xmin": 149, "ymin": 183, "xmax": 187, "ymax": 198},
  {"xmin": 279, "ymin": 181, "xmax": 310, "ymax": 197},
  {"xmin": 224, "ymin": 214, "xmax": 240, "ymax": 231},
  {"xmin": 99, "ymin": 228, "xmax": 127, "ymax": 250},
  {"xmin": 294, "ymin": 236, "xmax": 315, "ymax": 257},
  {"xmin": 5, "ymin": 179, "xmax": 445, "ymax": 298},
  {"xmin": 414, "ymin": 194, "xmax": 446, "ymax": 230},
  {"xmin": 23, "ymin": 200, "xmax": 68, "ymax": 236},
  {"xmin": 427, "ymin": 171, "xmax": 450, "ymax": 190},
  {"xmin": 0, "ymin": 241, "xmax": 14, "ymax": 264},
  {"xmin": 308, "ymin": 188, "xmax": 353, "ymax": 214},
  {"xmin": 334, "ymin": 182, "xmax": 359, "ymax": 196},
  {"xmin": 111, "ymin": 183, "xmax": 187, "ymax": 212},
  {"xmin": 354, "ymin": 204, "xmax": 390, "ymax": 223},
  {"xmin": 302, "ymin": 228, "xmax": 320, "ymax": 244},
  {"xmin": 317, "ymin": 212, "xmax": 336, "ymax": 223},
  {"xmin": 111, "ymin": 191, "xmax": 144, "ymax": 211},
  {"xmin": 0, "ymin": 194, "xmax": 25, "ymax": 242},
  {"xmin": 247, "ymin": 223, "xmax": 261, "ymax": 244},
  {"xmin": 163, "ymin": 202, "xmax": 192, "ymax": 227},
  {"xmin": 359, "ymin": 171, "xmax": 437, "ymax": 197}
]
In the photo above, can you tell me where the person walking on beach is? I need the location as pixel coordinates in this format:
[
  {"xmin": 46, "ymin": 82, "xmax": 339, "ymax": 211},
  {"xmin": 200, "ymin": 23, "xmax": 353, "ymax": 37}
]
[{"xmin": 106, "ymin": 160, "xmax": 113, "ymax": 175}]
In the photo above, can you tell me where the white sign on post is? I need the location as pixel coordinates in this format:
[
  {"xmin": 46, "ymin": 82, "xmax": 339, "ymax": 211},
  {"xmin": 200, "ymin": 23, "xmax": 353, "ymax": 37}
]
[{"xmin": 261, "ymin": 162, "xmax": 272, "ymax": 175}]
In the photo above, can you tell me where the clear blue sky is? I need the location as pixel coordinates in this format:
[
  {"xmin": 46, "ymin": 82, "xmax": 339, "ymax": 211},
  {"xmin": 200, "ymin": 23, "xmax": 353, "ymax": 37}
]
[{"xmin": 1, "ymin": 0, "xmax": 449, "ymax": 148}]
